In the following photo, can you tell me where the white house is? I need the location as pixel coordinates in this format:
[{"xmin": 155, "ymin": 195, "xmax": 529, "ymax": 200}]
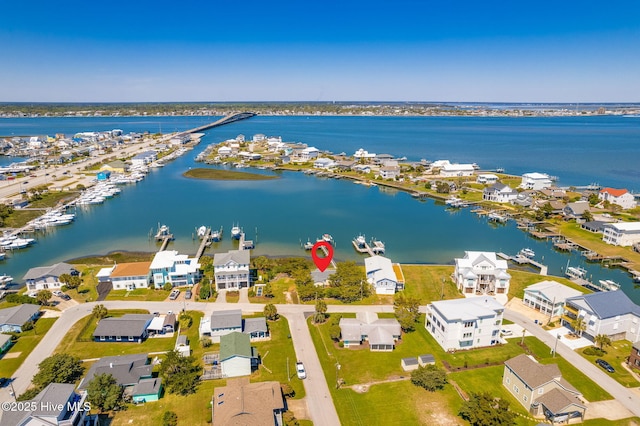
[
  {"xmin": 483, "ymin": 183, "xmax": 518, "ymax": 203},
  {"xmin": 454, "ymin": 251, "xmax": 511, "ymax": 295},
  {"xmin": 298, "ymin": 147, "xmax": 319, "ymax": 161},
  {"xmin": 477, "ymin": 174, "xmax": 499, "ymax": 184},
  {"xmin": 425, "ymin": 296, "xmax": 504, "ymax": 351},
  {"xmin": 131, "ymin": 150, "xmax": 157, "ymax": 166},
  {"xmin": 354, "ymin": 148, "xmax": 376, "ymax": 159},
  {"xmin": 23, "ymin": 262, "xmax": 78, "ymax": 291},
  {"xmin": 213, "ymin": 250, "xmax": 251, "ymax": 290},
  {"xmin": 519, "ymin": 172, "xmax": 553, "ymax": 190},
  {"xmin": 313, "ymin": 157, "xmax": 337, "ymax": 169},
  {"xmin": 522, "ymin": 281, "xmax": 582, "ymax": 318},
  {"xmin": 599, "ymin": 188, "xmax": 637, "ymax": 210},
  {"xmin": 217, "ymin": 146, "xmax": 232, "ymax": 156},
  {"xmin": 602, "ymin": 222, "xmax": 640, "ymax": 246},
  {"xmin": 220, "ymin": 332, "xmax": 258, "ymax": 378},
  {"xmin": 378, "ymin": 165, "xmax": 401, "ymax": 180},
  {"xmin": 149, "ymin": 250, "xmax": 200, "ymax": 288},
  {"xmin": 109, "ymin": 261, "xmax": 152, "ymax": 290},
  {"xmin": 339, "ymin": 312, "xmax": 402, "ymax": 351},
  {"xmin": 440, "ymin": 163, "xmax": 475, "ymax": 177},
  {"xmin": 562, "ymin": 291, "xmax": 640, "ymax": 342},
  {"xmin": 364, "ymin": 255, "xmax": 404, "ymax": 295}
]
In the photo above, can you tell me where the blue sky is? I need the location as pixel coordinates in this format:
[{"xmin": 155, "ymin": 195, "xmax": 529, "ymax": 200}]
[{"xmin": 1, "ymin": 1, "xmax": 639, "ymax": 102}]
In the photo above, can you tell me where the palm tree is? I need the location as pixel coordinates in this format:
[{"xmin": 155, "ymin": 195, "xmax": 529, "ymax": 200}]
[
  {"xmin": 594, "ymin": 334, "xmax": 611, "ymax": 350},
  {"xmin": 92, "ymin": 304, "xmax": 108, "ymax": 321},
  {"xmin": 572, "ymin": 316, "xmax": 586, "ymax": 337}
]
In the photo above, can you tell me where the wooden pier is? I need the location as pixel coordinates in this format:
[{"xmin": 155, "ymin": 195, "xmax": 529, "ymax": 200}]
[
  {"xmin": 239, "ymin": 232, "xmax": 254, "ymax": 250},
  {"xmin": 498, "ymin": 252, "xmax": 548, "ymax": 275},
  {"xmin": 195, "ymin": 227, "xmax": 212, "ymax": 258},
  {"xmin": 352, "ymin": 238, "xmax": 374, "ymax": 256},
  {"xmin": 317, "ymin": 243, "xmax": 337, "ymax": 269},
  {"xmin": 159, "ymin": 236, "xmax": 172, "ymax": 251}
]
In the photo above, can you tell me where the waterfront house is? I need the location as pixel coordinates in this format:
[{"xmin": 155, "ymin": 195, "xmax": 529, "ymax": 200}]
[
  {"xmin": 599, "ymin": 188, "xmax": 637, "ymax": 210},
  {"xmin": 562, "ymin": 291, "xmax": 640, "ymax": 342},
  {"xmin": 453, "ymin": 251, "xmax": 511, "ymax": 295},
  {"xmin": 440, "ymin": 163, "xmax": 475, "ymax": 177},
  {"xmin": 131, "ymin": 150, "xmax": 157, "ymax": 166},
  {"xmin": 0, "ymin": 333, "xmax": 13, "ymax": 353},
  {"xmin": 354, "ymin": 148, "xmax": 376, "ymax": 160},
  {"xmin": 0, "ymin": 304, "xmax": 40, "ymax": 333},
  {"xmin": 0, "ymin": 383, "xmax": 94, "ymax": 426},
  {"xmin": 311, "ymin": 269, "xmax": 335, "ymax": 287},
  {"xmin": 294, "ymin": 146, "xmax": 319, "ymax": 162},
  {"xmin": 93, "ymin": 314, "xmax": 154, "ymax": 342},
  {"xmin": 602, "ymin": 222, "xmax": 640, "ymax": 247},
  {"xmin": 425, "ymin": 296, "xmax": 504, "ymax": 351},
  {"xmin": 108, "ymin": 261, "xmax": 152, "ymax": 290},
  {"xmin": 212, "ymin": 378, "xmax": 285, "ymax": 426},
  {"xmin": 503, "ymin": 354, "xmax": 586, "ymax": 423},
  {"xmin": 378, "ymin": 165, "xmax": 401, "ymax": 180},
  {"xmin": 563, "ymin": 201, "xmax": 590, "ymax": 220},
  {"xmin": 629, "ymin": 341, "xmax": 640, "ymax": 369},
  {"xmin": 334, "ymin": 159, "xmax": 356, "ymax": 171},
  {"xmin": 476, "ymin": 173, "xmax": 499, "ymax": 184},
  {"xmin": 522, "ymin": 281, "xmax": 582, "ymax": 318},
  {"xmin": 519, "ymin": 172, "xmax": 553, "ymax": 190},
  {"xmin": 218, "ymin": 146, "xmax": 232, "ymax": 156},
  {"xmin": 313, "ymin": 157, "xmax": 337, "ymax": 169},
  {"xmin": 150, "ymin": 250, "xmax": 201, "ymax": 288},
  {"xmin": 482, "ymin": 182, "xmax": 518, "ymax": 203},
  {"xmin": 339, "ymin": 312, "xmax": 401, "ymax": 351},
  {"xmin": 23, "ymin": 262, "xmax": 78, "ymax": 292},
  {"xmin": 581, "ymin": 220, "xmax": 608, "ymax": 233},
  {"xmin": 170, "ymin": 134, "xmax": 190, "ymax": 145},
  {"xmin": 364, "ymin": 255, "xmax": 405, "ymax": 295},
  {"xmin": 213, "ymin": 250, "xmax": 251, "ymax": 291},
  {"xmin": 100, "ymin": 160, "xmax": 127, "ymax": 173},
  {"xmin": 220, "ymin": 332, "xmax": 259, "ymax": 377}
]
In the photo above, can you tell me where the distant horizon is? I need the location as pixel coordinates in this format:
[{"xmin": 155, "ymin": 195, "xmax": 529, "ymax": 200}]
[{"xmin": 2, "ymin": 101, "xmax": 639, "ymax": 105}]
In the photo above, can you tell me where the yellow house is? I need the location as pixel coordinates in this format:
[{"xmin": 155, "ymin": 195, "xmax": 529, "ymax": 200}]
[{"xmin": 100, "ymin": 160, "xmax": 127, "ymax": 173}]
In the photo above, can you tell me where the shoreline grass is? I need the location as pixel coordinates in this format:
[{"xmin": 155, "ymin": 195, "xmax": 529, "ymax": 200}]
[{"xmin": 182, "ymin": 168, "xmax": 278, "ymax": 180}]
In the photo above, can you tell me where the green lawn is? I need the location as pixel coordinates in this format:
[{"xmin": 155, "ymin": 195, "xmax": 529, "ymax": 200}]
[
  {"xmin": 105, "ymin": 288, "xmax": 171, "ymax": 301},
  {"xmin": 400, "ymin": 265, "xmax": 461, "ymax": 304},
  {"xmin": 578, "ymin": 340, "xmax": 640, "ymax": 388},
  {"xmin": 54, "ymin": 310, "xmax": 175, "ymax": 359},
  {"xmin": 0, "ymin": 318, "xmax": 57, "ymax": 377},
  {"xmin": 225, "ymin": 291, "xmax": 239, "ymax": 303},
  {"xmin": 182, "ymin": 168, "xmax": 278, "ymax": 180},
  {"xmin": 249, "ymin": 277, "xmax": 291, "ymax": 304}
]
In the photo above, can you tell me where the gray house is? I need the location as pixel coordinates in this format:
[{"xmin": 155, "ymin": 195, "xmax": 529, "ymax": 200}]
[
  {"xmin": 78, "ymin": 353, "xmax": 152, "ymax": 390},
  {"xmin": 23, "ymin": 262, "xmax": 78, "ymax": 292},
  {"xmin": 563, "ymin": 201, "xmax": 590, "ymax": 219},
  {"xmin": 0, "ymin": 304, "xmax": 40, "ymax": 333},
  {"xmin": 93, "ymin": 314, "xmax": 154, "ymax": 342}
]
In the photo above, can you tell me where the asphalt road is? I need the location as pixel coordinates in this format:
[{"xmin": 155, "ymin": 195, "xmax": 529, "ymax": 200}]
[{"xmin": 505, "ymin": 308, "xmax": 640, "ymax": 418}]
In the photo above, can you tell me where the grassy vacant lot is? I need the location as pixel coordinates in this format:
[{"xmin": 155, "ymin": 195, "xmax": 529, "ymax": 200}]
[
  {"xmin": 249, "ymin": 277, "xmax": 292, "ymax": 304},
  {"xmin": 400, "ymin": 265, "xmax": 460, "ymax": 304},
  {"xmin": 69, "ymin": 251, "xmax": 154, "ymax": 265},
  {"xmin": 182, "ymin": 168, "xmax": 279, "ymax": 180},
  {"xmin": 111, "ymin": 313, "xmax": 306, "ymax": 426},
  {"xmin": 105, "ymin": 288, "xmax": 170, "ymax": 302},
  {"xmin": 578, "ymin": 339, "xmax": 640, "ymax": 388},
  {"xmin": 0, "ymin": 318, "xmax": 57, "ymax": 378},
  {"xmin": 54, "ymin": 309, "xmax": 175, "ymax": 359}
]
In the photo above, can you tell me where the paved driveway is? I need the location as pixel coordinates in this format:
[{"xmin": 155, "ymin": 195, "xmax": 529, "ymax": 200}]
[{"xmin": 547, "ymin": 326, "xmax": 592, "ymax": 350}]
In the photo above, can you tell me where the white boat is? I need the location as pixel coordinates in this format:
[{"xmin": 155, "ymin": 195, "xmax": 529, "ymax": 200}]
[
  {"xmin": 566, "ymin": 266, "xmax": 587, "ymax": 280},
  {"xmin": 354, "ymin": 235, "xmax": 366, "ymax": 248},
  {"xmin": 321, "ymin": 234, "xmax": 334, "ymax": 244},
  {"xmin": 211, "ymin": 228, "xmax": 223, "ymax": 242},
  {"xmin": 519, "ymin": 248, "xmax": 535, "ymax": 258},
  {"xmin": 231, "ymin": 224, "xmax": 242, "ymax": 240},
  {"xmin": 303, "ymin": 240, "xmax": 314, "ymax": 250},
  {"xmin": 197, "ymin": 226, "xmax": 207, "ymax": 238},
  {"xmin": 598, "ymin": 279, "xmax": 620, "ymax": 291},
  {"xmin": 371, "ymin": 239, "xmax": 385, "ymax": 254},
  {"xmin": 155, "ymin": 225, "xmax": 172, "ymax": 240},
  {"xmin": 445, "ymin": 197, "xmax": 461, "ymax": 206}
]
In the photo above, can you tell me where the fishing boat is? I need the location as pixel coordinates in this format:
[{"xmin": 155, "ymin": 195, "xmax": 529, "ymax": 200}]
[
  {"xmin": 154, "ymin": 224, "xmax": 173, "ymax": 241},
  {"xmin": 0, "ymin": 275, "xmax": 12, "ymax": 289},
  {"xmin": 371, "ymin": 239, "xmax": 385, "ymax": 254},
  {"xmin": 197, "ymin": 226, "xmax": 207, "ymax": 238},
  {"xmin": 519, "ymin": 248, "xmax": 535, "ymax": 258},
  {"xmin": 598, "ymin": 279, "xmax": 620, "ymax": 291},
  {"xmin": 303, "ymin": 240, "xmax": 314, "ymax": 250},
  {"xmin": 211, "ymin": 227, "xmax": 223, "ymax": 242},
  {"xmin": 321, "ymin": 234, "xmax": 334, "ymax": 244},
  {"xmin": 354, "ymin": 234, "xmax": 366, "ymax": 248},
  {"xmin": 566, "ymin": 265, "xmax": 587, "ymax": 280},
  {"xmin": 231, "ymin": 224, "xmax": 242, "ymax": 240}
]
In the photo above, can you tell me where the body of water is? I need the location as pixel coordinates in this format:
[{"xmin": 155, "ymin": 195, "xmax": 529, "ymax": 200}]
[{"xmin": 0, "ymin": 115, "xmax": 638, "ymax": 302}]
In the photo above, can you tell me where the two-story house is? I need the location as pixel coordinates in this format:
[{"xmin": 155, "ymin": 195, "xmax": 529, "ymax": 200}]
[
  {"xmin": 599, "ymin": 188, "xmax": 637, "ymax": 210},
  {"xmin": 425, "ymin": 296, "xmax": 504, "ymax": 351},
  {"xmin": 213, "ymin": 250, "xmax": 251, "ymax": 290},
  {"xmin": 519, "ymin": 172, "xmax": 553, "ymax": 190},
  {"xmin": 602, "ymin": 222, "xmax": 640, "ymax": 247},
  {"xmin": 150, "ymin": 250, "xmax": 200, "ymax": 288},
  {"xmin": 482, "ymin": 182, "xmax": 518, "ymax": 203},
  {"xmin": 454, "ymin": 251, "xmax": 511, "ymax": 295},
  {"xmin": 364, "ymin": 255, "xmax": 405, "ymax": 295}
]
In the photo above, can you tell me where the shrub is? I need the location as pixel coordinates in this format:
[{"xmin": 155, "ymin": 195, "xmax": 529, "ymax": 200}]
[
  {"xmin": 162, "ymin": 411, "xmax": 178, "ymax": 426},
  {"xmin": 583, "ymin": 346, "xmax": 606, "ymax": 356}
]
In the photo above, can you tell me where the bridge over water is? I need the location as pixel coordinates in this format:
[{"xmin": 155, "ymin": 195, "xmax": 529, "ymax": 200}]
[{"xmin": 184, "ymin": 112, "xmax": 256, "ymax": 134}]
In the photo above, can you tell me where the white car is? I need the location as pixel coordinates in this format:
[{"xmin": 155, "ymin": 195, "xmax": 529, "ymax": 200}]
[
  {"xmin": 501, "ymin": 329, "xmax": 513, "ymax": 336},
  {"xmin": 27, "ymin": 291, "xmax": 38, "ymax": 298},
  {"xmin": 296, "ymin": 361, "xmax": 306, "ymax": 379},
  {"xmin": 52, "ymin": 290, "xmax": 63, "ymax": 297}
]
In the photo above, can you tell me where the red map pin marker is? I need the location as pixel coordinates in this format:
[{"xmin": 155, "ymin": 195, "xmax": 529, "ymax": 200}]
[{"xmin": 311, "ymin": 241, "xmax": 333, "ymax": 272}]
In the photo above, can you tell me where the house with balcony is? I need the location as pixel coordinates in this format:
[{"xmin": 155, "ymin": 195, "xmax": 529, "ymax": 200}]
[
  {"xmin": 0, "ymin": 383, "xmax": 95, "ymax": 426},
  {"xmin": 150, "ymin": 250, "xmax": 200, "ymax": 288},
  {"xmin": 440, "ymin": 163, "xmax": 475, "ymax": 177},
  {"xmin": 503, "ymin": 354, "xmax": 586, "ymax": 423},
  {"xmin": 482, "ymin": 183, "xmax": 518, "ymax": 203},
  {"xmin": 519, "ymin": 172, "xmax": 553, "ymax": 190},
  {"xmin": 364, "ymin": 255, "xmax": 405, "ymax": 295},
  {"xmin": 425, "ymin": 296, "xmax": 504, "ymax": 351},
  {"xmin": 453, "ymin": 251, "xmax": 511, "ymax": 295},
  {"xmin": 213, "ymin": 250, "xmax": 251, "ymax": 290},
  {"xmin": 107, "ymin": 261, "xmax": 152, "ymax": 290},
  {"xmin": 602, "ymin": 222, "xmax": 640, "ymax": 247},
  {"xmin": 522, "ymin": 281, "xmax": 583, "ymax": 318},
  {"xmin": 599, "ymin": 188, "xmax": 637, "ymax": 210},
  {"xmin": 23, "ymin": 262, "xmax": 78, "ymax": 291},
  {"xmin": 562, "ymin": 291, "xmax": 640, "ymax": 343}
]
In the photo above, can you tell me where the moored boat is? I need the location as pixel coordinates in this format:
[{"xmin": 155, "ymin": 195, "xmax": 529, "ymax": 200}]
[
  {"xmin": 519, "ymin": 248, "xmax": 535, "ymax": 258},
  {"xmin": 231, "ymin": 224, "xmax": 242, "ymax": 240}
]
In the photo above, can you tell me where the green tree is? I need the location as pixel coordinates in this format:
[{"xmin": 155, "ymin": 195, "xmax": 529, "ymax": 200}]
[
  {"xmin": 159, "ymin": 350, "xmax": 200, "ymax": 395},
  {"xmin": 199, "ymin": 279, "xmax": 213, "ymax": 300},
  {"xmin": 394, "ymin": 293, "xmax": 420, "ymax": 332},
  {"xmin": 588, "ymin": 192, "xmax": 600, "ymax": 206},
  {"xmin": 263, "ymin": 282, "xmax": 274, "ymax": 298},
  {"xmin": 33, "ymin": 353, "xmax": 84, "ymax": 388},
  {"xmin": 582, "ymin": 209, "xmax": 594, "ymax": 222},
  {"xmin": 87, "ymin": 373, "xmax": 123, "ymax": 412},
  {"xmin": 92, "ymin": 304, "xmax": 108, "ymax": 321},
  {"xmin": 280, "ymin": 383, "xmax": 295, "ymax": 398},
  {"xmin": 329, "ymin": 324, "xmax": 342, "ymax": 341},
  {"xmin": 572, "ymin": 316, "xmax": 586, "ymax": 337},
  {"xmin": 410, "ymin": 365, "xmax": 448, "ymax": 392},
  {"xmin": 594, "ymin": 333, "xmax": 611, "ymax": 350},
  {"xmin": 36, "ymin": 290, "xmax": 52, "ymax": 306},
  {"xmin": 264, "ymin": 303, "xmax": 279, "ymax": 321},
  {"xmin": 162, "ymin": 411, "xmax": 178, "ymax": 426},
  {"xmin": 327, "ymin": 261, "xmax": 368, "ymax": 303},
  {"xmin": 179, "ymin": 313, "xmax": 193, "ymax": 329},
  {"xmin": 163, "ymin": 282, "xmax": 173, "ymax": 291},
  {"xmin": 17, "ymin": 387, "xmax": 42, "ymax": 401},
  {"xmin": 59, "ymin": 274, "xmax": 82, "ymax": 290},
  {"xmin": 459, "ymin": 392, "xmax": 516, "ymax": 426}
]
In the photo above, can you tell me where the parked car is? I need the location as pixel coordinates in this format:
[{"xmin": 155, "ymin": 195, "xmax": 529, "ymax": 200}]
[
  {"xmin": 501, "ymin": 329, "xmax": 513, "ymax": 336},
  {"xmin": 0, "ymin": 378, "xmax": 8, "ymax": 388},
  {"xmin": 52, "ymin": 290, "xmax": 63, "ymax": 297},
  {"xmin": 296, "ymin": 361, "xmax": 306, "ymax": 379},
  {"xmin": 596, "ymin": 358, "xmax": 615, "ymax": 373},
  {"xmin": 169, "ymin": 289, "xmax": 180, "ymax": 300},
  {"xmin": 60, "ymin": 294, "xmax": 71, "ymax": 301},
  {"xmin": 27, "ymin": 291, "xmax": 38, "ymax": 298},
  {"xmin": 185, "ymin": 290, "xmax": 192, "ymax": 299}
]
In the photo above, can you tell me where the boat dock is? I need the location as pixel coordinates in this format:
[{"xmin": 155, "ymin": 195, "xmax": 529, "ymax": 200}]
[
  {"xmin": 498, "ymin": 252, "xmax": 548, "ymax": 275},
  {"xmin": 239, "ymin": 232, "xmax": 254, "ymax": 250},
  {"xmin": 317, "ymin": 243, "xmax": 337, "ymax": 269},
  {"xmin": 352, "ymin": 238, "xmax": 374, "ymax": 256},
  {"xmin": 195, "ymin": 227, "xmax": 212, "ymax": 258},
  {"xmin": 159, "ymin": 236, "xmax": 172, "ymax": 251}
]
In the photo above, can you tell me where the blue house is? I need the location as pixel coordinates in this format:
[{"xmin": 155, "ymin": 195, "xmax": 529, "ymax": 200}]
[{"xmin": 96, "ymin": 171, "xmax": 111, "ymax": 181}]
